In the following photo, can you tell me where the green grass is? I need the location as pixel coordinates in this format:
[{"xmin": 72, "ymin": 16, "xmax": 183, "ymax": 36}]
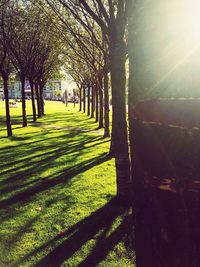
[{"xmin": 0, "ymin": 101, "xmax": 135, "ymax": 267}]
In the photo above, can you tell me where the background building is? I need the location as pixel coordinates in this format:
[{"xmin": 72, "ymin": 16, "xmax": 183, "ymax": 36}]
[
  {"xmin": 0, "ymin": 80, "xmax": 70, "ymax": 100},
  {"xmin": 44, "ymin": 80, "xmax": 62, "ymax": 100}
]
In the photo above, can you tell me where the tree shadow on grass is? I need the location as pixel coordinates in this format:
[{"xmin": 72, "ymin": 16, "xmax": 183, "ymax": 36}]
[
  {"xmin": 0, "ymin": 153, "xmax": 111, "ymax": 209},
  {"xmin": 0, "ymin": 107, "xmax": 131, "ymax": 266},
  {"xmin": 14, "ymin": 198, "xmax": 134, "ymax": 267},
  {"xmin": 0, "ymin": 134, "xmax": 105, "ymax": 174}
]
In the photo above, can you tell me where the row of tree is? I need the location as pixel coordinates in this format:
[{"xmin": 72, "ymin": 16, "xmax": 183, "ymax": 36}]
[
  {"xmin": 42, "ymin": 0, "xmax": 133, "ymax": 201},
  {"xmin": 1, "ymin": 0, "xmax": 138, "ymax": 202},
  {"xmin": 0, "ymin": 0, "xmax": 63, "ymax": 136}
]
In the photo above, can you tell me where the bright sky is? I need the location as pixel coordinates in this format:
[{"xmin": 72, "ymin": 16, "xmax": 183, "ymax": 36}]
[{"xmin": 133, "ymin": 0, "xmax": 200, "ymax": 98}]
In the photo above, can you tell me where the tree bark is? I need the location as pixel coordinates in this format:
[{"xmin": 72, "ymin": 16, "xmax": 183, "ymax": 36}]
[
  {"xmin": 83, "ymin": 86, "xmax": 86, "ymax": 113},
  {"xmin": 98, "ymin": 74, "xmax": 104, "ymax": 129},
  {"xmin": 65, "ymin": 89, "xmax": 68, "ymax": 106},
  {"xmin": 30, "ymin": 80, "xmax": 37, "ymax": 122},
  {"xmin": 87, "ymin": 84, "xmax": 91, "ymax": 116},
  {"xmin": 95, "ymin": 82, "xmax": 99, "ymax": 122},
  {"xmin": 35, "ymin": 83, "xmax": 41, "ymax": 118},
  {"xmin": 109, "ymin": 131, "xmax": 115, "ymax": 156},
  {"xmin": 79, "ymin": 87, "xmax": 82, "ymax": 111},
  {"xmin": 109, "ymin": 24, "xmax": 131, "ymax": 200},
  {"xmin": 21, "ymin": 77, "xmax": 27, "ymax": 127},
  {"xmin": 39, "ymin": 83, "xmax": 44, "ymax": 115},
  {"xmin": 103, "ymin": 69, "xmax": 110, "ymax": 137},
  {"xmin": 73, "ymin": 89, "xmax": 76, "ymax": 108},
  {"xmin": 91, "ymin": 82, "xmax": 95, "ymax": 118},
  {"xmin": 3, "ymin": 75, "xmax": 12, "ymax": 137}
]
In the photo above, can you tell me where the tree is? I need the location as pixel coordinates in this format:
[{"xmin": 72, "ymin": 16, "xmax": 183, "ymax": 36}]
[
  {"xmin": 6, "ymin": 2, "xmax": 34, "ymax": 127},
  {"xmin": 54, "ymin": 0, "xmax": 131, "ymax": 200},
  {"xmin": 0, "ymin": 0, "xmax": 13, "ymax": 137},
  {"xmin": 45, "ymin": 0, "xmax": 111, "ymax": 134},
  {"xmin": 31, "ymin": 16, "xmax": 63, "ymax": 116}
]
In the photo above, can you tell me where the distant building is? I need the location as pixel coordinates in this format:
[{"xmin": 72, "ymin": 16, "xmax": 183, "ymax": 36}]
[
  {"xmin": 0, "ymin": 80, "xmax": 67, "ymax": 100},
  {"xmin": 44, "ymin": 80, "xmax": 62, "ymax": 99},
  {"xmin": 0, "ymin": 81, "xmax": 21, "ymax": 99}
]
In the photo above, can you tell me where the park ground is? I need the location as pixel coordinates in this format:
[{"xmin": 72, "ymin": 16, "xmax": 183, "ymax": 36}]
[{"xmin": 0, "ymin": 101, "xmax": 134, "ymax": 267}]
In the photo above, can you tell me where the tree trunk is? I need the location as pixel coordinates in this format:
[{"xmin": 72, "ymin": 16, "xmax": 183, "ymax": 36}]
[
  {"xmin": 3, "ymin": 75, "xmax": 12, "ymax": 137},
  {"xmin": 109, "ymin": 26, "xmax": 131, "ymax": 200},
  {"xmin": 109, "ymin": 132, "xmax": 115, "ymax": 156},
  {"xmin": 103, "ymin": 69, "xmax": 110, "ymax": 137},
  {"xmin": 39, "ymin": 83, "xmax": 44, "ymax": 115},
  {"xmin": 35, "ymin": 83, "xmax": 41, "ymax": 118},
  {"xmin": 21, "ymin": 77, "xmax": 27, "ymax": 127},
  {"xmin": 73, "ymin": 89, "xmax": 76, "ymax": 108},
  {"xmin": 98, "ymin": 74, "xmax": 104, "ymax": 129},
  {"xmin": 95, "ymin": 82, "xmax": 99, "ymax": 122},
  {"xmin": 91, "ymin": 83, "xmax": 95, "ymax": 118},
  {"xmin": 127, "ymin": 2, "xmax": 195, "ymax": 265},
  {"xmin": 87, "ymin": 85, "xmax": 91, "ymax": 116},
  {"xmin": 83, "ymin": 86, "xmax": 86, "ymax": 113},
  {"xmin": 79, "ymin": 87, "xmax": 82, "ymax": 111},
  {"xmin": 65, "ymin": 89, "xmax": 68, "ymax": 106},
  {"xmin": 30, "ymin": 80, "xmax": 37, "ymax": 122}
]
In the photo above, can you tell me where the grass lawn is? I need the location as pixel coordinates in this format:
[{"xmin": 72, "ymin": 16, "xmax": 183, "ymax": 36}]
[{"xmin": 0, "ymin": 100, "xmax": 135, "ymax": 267}]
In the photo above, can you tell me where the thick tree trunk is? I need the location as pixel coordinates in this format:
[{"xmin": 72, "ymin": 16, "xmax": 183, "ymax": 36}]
[
  {"xmin": 21, "ymin": 77, "xmax": 27, "ymax": 127},
  {"xmin": 91, "ymin": 83, "xmax": 95, "ymax": 118},
  {"xmin": 79, "ymin": 87, "xmax": 82, "ymax": 111},
  {"xmin": 39, "ymin": 83, "xmax": 44, "ymax": 115},
  {"xmin": 127, "ymin": 2, "xmax": 196, "ymax": 265},
  {"xmin": 95, "ymin": 82, "xmax": 99, "ymax": 122},
  {"xmin": 87, "ymin": 85, "xmax": 91, "ymax": 116},
  {"xmin": 30, "ymin": 80, "xmax": 37, "ymax": 122},
  {"xmin": 83, "ymin": 86, "xmax": 86, "ymax": 113},
  {"xmin": 35, "ymin": 83, "xmax": 41, "ymax": 118},
  {"xmin": 103, "ymin": 69, "xmax": 110, "ymax": 137},
  {"xmin": 109, "ymin": 132, "xmax": 115, "ymax": 156},
  {"xmin": 3, "ymin": 75, "xmax": 12, "ymax": 137},
  {"xmin": 109, "ymin": 99, "xmax": 115, "ymax": 155},
  {"xmin": 109, "ymin": 34, "xmax": 131, "ymax": 200}
]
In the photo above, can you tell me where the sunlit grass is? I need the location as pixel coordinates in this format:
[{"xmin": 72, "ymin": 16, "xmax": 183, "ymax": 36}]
[{"xmin": 0, "ymin": 100, "xmax": 134, "ymax": 266}]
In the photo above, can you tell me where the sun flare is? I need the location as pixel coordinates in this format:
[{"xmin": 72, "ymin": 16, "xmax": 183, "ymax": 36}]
[
  {"xmin": 179, "ymin": 0, "xmax": 200, "ymax": 43},
  {"xmin": 134, "ymin": 0, "xmax": 200, "ymax": 97}
]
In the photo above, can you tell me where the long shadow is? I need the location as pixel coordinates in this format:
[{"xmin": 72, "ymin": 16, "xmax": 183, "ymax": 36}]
[
  {"xmin": 0, "ymin": 131, "xmax": 71, "ymax": 152},
  {"xmin": 0, "ymin": 136, "xmax": 108, "ymax": 190},
  {"xmin": 0, "ymin": 139, "xmax": 109, "ymax": 195},
  {"xmin": 14, "ymin": 198, "xmax": 133, "ymax": 267},
  {"xmin": 0, "ymin": 153, "xmax": 111, "ymax": 209},
  {"xmin": 0, "ymin": 106, "xmax": 125, "ymax": 266},
  {"xmin": 0, "ymin": 125, "xmax": 102, "ymax": 153},
  {"xmin": 0, "ymin": 134, "xmax": 104, "ymax": 172},
  {"xmin": 78, "ymin": 215, "xmax": 133, "ymax": 267}
]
